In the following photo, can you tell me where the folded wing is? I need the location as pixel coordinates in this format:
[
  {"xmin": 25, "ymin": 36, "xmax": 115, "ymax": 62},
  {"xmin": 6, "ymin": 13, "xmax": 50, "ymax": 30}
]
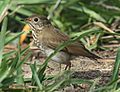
[{"xmin": 43, "ymin": 28, "xmax": 101, "ymax": 59}]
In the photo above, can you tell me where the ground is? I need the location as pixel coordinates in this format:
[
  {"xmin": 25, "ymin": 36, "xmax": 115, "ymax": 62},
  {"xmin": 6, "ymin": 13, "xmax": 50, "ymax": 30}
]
[{"xmin": 22, "ymin": 48, "xmax": 116, "ymax": 92}]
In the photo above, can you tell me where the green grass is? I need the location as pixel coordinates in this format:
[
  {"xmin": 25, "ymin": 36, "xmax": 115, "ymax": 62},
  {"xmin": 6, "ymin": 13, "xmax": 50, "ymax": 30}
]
[{"xmin": 0, "ymin": 0, "xmax": 120, "ymax": 92}]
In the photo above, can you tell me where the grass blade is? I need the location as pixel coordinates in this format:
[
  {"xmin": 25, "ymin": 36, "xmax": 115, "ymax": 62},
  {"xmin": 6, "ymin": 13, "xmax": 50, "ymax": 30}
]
[
  {"xmin": 5, "ymin": 32, "xmax": 23, "ymax": 45},
  {"xmin": 110, "ymin": 47, "xmax": 120, "ymax": 90},
  {"xmin": 12, "ymin": 0, "xmax": 53, "ymax": 4},
  {"xmin": 0, "ymin": 0, "xmax": 11, "ymax": 22},
  {"xmin": 0, "ymin": 17, "xmax": 8, "ymax": 65},
  {"xmin": 30, "ymin": 64, "xmax": 43, "ymax": 91},
  {"xmin": 69, "ymin": 6, "xmax": 106, "ymax": 22}
]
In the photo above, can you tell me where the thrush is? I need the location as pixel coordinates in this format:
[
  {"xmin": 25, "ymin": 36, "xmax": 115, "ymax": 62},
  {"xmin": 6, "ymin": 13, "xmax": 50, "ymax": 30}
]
[{"xmin": 25, "ymin": 15, "xmax": 101, "ymax": 70}]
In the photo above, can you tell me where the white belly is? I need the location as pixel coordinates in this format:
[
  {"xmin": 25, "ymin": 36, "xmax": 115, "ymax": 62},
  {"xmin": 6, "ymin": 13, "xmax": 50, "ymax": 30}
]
[{"xmin": 44, "ymin": 48, "xmax": 70, "ymax": 64}]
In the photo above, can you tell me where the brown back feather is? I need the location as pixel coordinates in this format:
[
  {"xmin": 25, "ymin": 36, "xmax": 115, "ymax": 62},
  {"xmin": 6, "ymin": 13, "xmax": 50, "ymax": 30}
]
[{"xmin": 41, "ymin": 27, "xmax": 101, "ymax": 59}]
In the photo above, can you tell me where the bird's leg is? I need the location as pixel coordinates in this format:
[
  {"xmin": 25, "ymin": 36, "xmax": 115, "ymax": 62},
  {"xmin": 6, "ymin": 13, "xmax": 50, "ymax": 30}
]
[
  {"xmin": 58, "ymin": 64, "xmax": 62, "ymax": 73},
  {"xmin": 64, "ymin": 62, "xmax": 71, "ymax": 70},
  {"xmin": 59, "ymin": 64, "xmax": 61, "ymax": 71}
]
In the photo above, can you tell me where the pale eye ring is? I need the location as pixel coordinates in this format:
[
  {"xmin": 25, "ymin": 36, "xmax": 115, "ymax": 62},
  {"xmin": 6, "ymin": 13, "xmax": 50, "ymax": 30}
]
[{"xmin": 33, "ymin": 17, "xmax": 39, "ymax": 22}]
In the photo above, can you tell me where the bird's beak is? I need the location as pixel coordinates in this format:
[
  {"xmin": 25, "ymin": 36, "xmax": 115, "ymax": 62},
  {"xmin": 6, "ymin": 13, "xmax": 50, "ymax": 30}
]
[
  {"xmin": 24, "ymin": 18, "xmax": 32, "ymax": 22},
  {"xmin": 20, "ymin": 17, "xmax": 32, "ymax": 23}
]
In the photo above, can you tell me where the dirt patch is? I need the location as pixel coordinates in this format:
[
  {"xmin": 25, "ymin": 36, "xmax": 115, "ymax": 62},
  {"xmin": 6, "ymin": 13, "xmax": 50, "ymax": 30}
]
[{"xmin": 22, "ymin": 50, "xmax": 115, "ymax": 92}]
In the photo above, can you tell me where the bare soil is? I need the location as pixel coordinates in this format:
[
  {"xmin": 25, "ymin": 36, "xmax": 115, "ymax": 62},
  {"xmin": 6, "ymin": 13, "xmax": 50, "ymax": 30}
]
[{"xmin": 22, "ymin": 48, "xmax": 116, "ymax": 92}]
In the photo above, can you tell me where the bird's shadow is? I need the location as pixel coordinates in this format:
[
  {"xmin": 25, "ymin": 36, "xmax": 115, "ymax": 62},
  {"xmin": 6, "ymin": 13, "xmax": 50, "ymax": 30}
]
[{"xmin": 72, "ymin": 70, "xmax": 112, "ymax": 83}]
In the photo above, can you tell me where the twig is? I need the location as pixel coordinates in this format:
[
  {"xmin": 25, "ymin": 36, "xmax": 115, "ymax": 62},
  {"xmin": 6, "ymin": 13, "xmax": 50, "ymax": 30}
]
[
  {"xmin": 93, "ymin": 22, "xmax": 115, "ymax": 33},
  {"xmin": 92, "ymin": 1, "xmax": 120, "ymax": 11},
  {"xmin": 9, "ymin": 5, "xmax": 24, "ymax": 15},
  {"xmin": 0, "ymin": 5, "xmax": 9, "ymax": 23},
  {"xmin": 47, "ymin": 0, "xmax": 62, "ymax": 19}
]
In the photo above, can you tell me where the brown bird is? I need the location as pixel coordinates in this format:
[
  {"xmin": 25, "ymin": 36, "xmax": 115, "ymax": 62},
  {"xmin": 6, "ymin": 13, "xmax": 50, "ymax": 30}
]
[{"xmin": 25, "ymin": 15, "xmax": 101, "ymax": 70}]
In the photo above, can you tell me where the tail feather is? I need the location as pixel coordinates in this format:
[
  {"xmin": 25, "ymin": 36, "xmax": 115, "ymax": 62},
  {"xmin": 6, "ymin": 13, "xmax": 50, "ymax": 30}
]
[
  {"xmin": 66, "ymin": 44, "xmax": 102, "ymax": 60},
  {"xmin": 86, "ymin": 51, "xmax": 102, "ymax": 60}
]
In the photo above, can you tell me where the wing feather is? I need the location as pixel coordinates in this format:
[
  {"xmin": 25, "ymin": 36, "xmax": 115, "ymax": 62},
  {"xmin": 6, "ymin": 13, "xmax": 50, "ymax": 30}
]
[{"xmin": 42, "ymin": 28, "xmax": 100, "ymax": 59}]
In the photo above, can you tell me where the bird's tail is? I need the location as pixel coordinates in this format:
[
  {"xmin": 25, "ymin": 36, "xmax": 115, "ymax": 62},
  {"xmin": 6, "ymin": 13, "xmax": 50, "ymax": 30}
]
[{"xmin": 86, "ymin": 51, "xmax": 102, "ymax": 60}]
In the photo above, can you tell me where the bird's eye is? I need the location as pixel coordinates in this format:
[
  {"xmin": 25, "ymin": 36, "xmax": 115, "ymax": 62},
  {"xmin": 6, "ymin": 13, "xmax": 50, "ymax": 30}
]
[{"xmin": 33, "ymin": 17, "xmax": 39, "ymax": 22}]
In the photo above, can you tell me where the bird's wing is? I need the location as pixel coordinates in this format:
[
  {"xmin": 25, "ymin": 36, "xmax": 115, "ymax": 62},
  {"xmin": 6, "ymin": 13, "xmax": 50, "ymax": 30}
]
[
  {"xmin": 43, "ymin": 28, "xmax": 69, "ymax": 49},
  {"xmin": 43, "ymin": 28, "xmax": 100, "ymax": 59}
]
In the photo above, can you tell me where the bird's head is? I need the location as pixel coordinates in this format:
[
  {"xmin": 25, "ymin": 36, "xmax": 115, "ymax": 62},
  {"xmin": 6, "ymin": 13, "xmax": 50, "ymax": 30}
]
[{"xmin": 25, "ymin": 15, "xmax": 51, "ymax": 31}]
